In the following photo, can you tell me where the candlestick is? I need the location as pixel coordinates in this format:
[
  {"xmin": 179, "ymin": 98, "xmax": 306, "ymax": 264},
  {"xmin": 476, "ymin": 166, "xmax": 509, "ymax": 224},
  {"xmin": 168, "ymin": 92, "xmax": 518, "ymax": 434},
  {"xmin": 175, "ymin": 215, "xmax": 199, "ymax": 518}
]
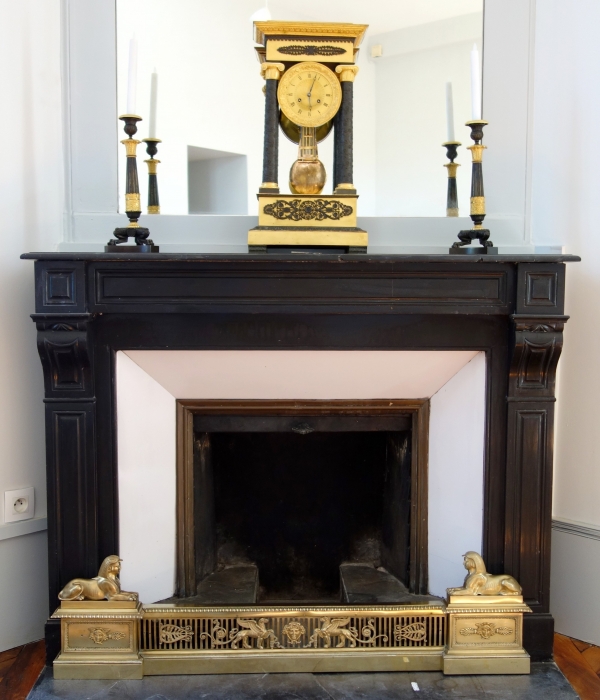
[
  {"xmin": 126, "ymin": 36, "xmax": 138, "ymax": 115},
  {"xmin": 148, "ymin": 70, "xmax": 158, "ymax": 138},
  {"xmin": 442, "ymin": 141, "xmax": 460, "ymax": 217},
  {"xmin": 105, "ymin": 115, "xmax": 159, "ymax": 252},
  {"xmin": 449, "ymin": 120, "xmax": 497, "ymax": 254},
  {"xmin": 470, "ymin": 44, "xmax": 481, "ymax": 121},
  {"xmin": 445, "ymin": 82, "xmax": 455, "ymax": 142},
  {"xmin": 142, "ymin": 138, "xmax": 161, "ymax": 214}
]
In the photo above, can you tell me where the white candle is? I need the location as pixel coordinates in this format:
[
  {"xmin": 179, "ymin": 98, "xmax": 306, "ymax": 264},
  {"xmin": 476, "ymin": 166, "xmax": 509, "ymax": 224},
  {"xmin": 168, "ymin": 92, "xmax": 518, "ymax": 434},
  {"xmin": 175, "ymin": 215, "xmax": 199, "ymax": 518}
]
[
  {"xmin": 445, "ymin": 82, "xmax": 455, "ymax": 141},
  {"xmin": 126, "ymin": 35, "xmax": 138, "ymax": 115},
  {"xmin": 148, "ymin": 69, "xmax": 158, "ymax": 137},
  {"xmin": 470, "ymin": 43, "xmax": 481, "ymax": 120}
]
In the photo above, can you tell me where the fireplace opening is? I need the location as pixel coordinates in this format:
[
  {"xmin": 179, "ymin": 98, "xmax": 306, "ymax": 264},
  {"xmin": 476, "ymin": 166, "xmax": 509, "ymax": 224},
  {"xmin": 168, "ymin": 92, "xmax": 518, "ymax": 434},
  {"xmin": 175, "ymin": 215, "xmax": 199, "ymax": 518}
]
[
  {"xmin": 212, "ymin": 431, "xmax": 408, "ymax": 602},
  {"xmin": 174, "ymin": 401, "xmax": 432, "ymax": 606}
]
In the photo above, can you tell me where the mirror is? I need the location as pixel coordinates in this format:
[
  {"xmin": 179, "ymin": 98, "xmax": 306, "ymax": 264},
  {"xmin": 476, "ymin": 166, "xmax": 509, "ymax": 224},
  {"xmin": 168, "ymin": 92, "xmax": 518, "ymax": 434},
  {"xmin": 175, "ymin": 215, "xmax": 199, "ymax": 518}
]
[{"xmin": 117, "ymin": 0, "xmax": 483, "ymax": 217}]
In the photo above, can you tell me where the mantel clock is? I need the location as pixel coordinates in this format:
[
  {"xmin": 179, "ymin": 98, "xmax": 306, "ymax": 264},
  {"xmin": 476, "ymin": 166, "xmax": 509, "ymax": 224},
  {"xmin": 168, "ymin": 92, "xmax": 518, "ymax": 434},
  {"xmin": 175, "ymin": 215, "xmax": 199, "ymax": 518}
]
[{"xmin": 249, "ymin": 21, "xmax": 368, "ymax": 253}]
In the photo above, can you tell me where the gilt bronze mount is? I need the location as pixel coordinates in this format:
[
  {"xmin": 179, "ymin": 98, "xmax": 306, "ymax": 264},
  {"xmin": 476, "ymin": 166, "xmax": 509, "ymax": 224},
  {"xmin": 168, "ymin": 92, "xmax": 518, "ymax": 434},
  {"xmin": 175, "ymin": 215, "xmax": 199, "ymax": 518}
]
[{"xmin": 52, "ymin": 553, "xmax": 530, "ymax": 678}]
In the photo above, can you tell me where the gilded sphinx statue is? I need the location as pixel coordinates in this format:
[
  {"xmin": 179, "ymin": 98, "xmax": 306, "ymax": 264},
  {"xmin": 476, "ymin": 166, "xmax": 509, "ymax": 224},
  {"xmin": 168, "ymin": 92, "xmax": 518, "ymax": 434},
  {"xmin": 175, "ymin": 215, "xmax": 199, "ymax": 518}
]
[
  {"xmin": 58, "ymin": 555, "xmax": 138, "ymax": 602},
  {"xmin": 447, "ymin": 551, "xmax": 522, "ymax": 596}
]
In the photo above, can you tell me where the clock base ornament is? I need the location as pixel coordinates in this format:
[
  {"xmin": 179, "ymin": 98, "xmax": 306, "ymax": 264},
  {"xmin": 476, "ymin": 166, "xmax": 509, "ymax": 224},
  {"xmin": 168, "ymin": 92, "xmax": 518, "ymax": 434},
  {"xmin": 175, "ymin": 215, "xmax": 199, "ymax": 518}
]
[{"xmin": 249, "ymin": 191, "xmax": 367, "ymax": 253}]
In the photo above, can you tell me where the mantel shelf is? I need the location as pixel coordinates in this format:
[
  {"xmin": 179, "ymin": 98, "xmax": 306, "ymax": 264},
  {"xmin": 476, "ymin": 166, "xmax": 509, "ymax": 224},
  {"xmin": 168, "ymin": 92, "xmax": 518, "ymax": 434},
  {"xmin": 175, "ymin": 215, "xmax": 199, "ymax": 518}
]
[{"xmin": 21, "ymin": 252, "xmax": 581, "ymax": 263}]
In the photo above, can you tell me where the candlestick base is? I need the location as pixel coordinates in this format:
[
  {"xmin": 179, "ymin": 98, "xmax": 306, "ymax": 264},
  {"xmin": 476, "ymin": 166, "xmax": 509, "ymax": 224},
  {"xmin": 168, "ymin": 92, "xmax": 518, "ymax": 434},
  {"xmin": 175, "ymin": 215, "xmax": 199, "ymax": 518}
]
[
  {"xmin": 106, "ymin": 227, "xmax": 159, "ymax": 253},
  {"xmin": 450, "ymin": 229, "xmax": 497, "ymax": 255},
  {"xmin": 105, "ymin": 243, "xmax": 160, "ymax": 253}
]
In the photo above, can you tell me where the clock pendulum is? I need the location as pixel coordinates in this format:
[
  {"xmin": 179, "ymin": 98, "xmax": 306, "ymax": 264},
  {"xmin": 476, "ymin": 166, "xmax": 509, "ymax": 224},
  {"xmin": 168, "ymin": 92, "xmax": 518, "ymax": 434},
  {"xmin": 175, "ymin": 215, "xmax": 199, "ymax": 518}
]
[
  {"xmin": 289, "ymin": 127, "xmax": 326, "ymax": 195},
  {"xmin": 248, "ymin": 21, "xmax": 368, "ymax": 254}
]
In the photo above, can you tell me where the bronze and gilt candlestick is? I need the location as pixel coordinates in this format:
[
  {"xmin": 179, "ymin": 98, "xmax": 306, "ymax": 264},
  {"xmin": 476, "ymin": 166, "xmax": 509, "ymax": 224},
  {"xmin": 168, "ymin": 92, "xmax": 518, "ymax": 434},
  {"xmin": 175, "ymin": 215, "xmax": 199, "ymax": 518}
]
[
  {"xmin": 442, "ymin": 141, "xmax": 460, "ymax": 217},
  {"xmin": 105, "ymin": 115, "xmax": 159, "ymax": 253},
  {"xmin": 142, "ymin": 138, "xmax": 161, "ymax": 214},
  {"xmin": 449, "ymin": 120, "xmax": 497, "ymax": 254}
]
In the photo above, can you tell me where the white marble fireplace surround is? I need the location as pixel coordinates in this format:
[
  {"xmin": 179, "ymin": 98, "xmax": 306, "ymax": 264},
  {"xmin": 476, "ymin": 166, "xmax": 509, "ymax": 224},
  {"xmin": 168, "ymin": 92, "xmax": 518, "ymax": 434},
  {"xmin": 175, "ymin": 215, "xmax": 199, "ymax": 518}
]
[{"xmin": 117, "ymin": 350, "xmax": 486, "ymax": 604}]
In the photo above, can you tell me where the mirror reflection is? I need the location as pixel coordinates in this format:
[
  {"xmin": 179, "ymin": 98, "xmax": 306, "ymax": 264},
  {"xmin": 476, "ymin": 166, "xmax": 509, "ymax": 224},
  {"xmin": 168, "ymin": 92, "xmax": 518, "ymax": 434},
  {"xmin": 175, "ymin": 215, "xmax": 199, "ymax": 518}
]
[{"xmin": 117, "ymin": 0, "xmax": 483, "ymax": 217}]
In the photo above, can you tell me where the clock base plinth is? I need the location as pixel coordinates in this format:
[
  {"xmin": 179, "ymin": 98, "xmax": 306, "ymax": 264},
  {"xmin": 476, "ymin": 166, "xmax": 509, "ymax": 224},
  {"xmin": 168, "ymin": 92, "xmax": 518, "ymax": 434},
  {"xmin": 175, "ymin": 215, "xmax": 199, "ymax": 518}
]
[{"xmin": 248, "ymin": 226, "xmax": 367, "ymax": 253}]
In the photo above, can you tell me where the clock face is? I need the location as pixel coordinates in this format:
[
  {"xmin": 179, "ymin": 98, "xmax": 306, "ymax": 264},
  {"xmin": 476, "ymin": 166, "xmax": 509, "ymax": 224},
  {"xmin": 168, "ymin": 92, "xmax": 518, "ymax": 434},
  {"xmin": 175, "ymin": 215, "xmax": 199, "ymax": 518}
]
[{"xmin": 278, "ymin": 62, "xmax": 341, "ymax": 128}]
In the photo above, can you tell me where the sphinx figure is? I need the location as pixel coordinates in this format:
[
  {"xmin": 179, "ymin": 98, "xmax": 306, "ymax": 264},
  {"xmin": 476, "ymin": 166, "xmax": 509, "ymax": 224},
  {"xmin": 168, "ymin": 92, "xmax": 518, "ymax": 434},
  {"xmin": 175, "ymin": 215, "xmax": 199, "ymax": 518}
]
[
  {"xmin": 447, "ymin": 551, "xmax": 522, "ymax": 596},
  {"xmin": 58, "ymin": 555, "xmax": 138, "ymax": 602}
]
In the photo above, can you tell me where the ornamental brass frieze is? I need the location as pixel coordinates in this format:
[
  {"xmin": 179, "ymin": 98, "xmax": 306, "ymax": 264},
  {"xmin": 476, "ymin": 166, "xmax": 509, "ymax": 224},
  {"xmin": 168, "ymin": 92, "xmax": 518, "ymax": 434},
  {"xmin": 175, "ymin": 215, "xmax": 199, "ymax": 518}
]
[
  {"xmin": 88, "ymin": 628, "xmax": 126, "ymax": 645},
  {"xmin": 459, "ymin": 622, "xmax": 513, "ymax": 640},
  {"xmin": 277, "ymin": 45, "xmax": 346, "ymax": 56},
  {"xmin": 263, "ymin": 199, "xmax": 353, "ymax": 221},
  {"xmin": 140, "ymin": 606, "xmax": 446, "ymax": 652}
]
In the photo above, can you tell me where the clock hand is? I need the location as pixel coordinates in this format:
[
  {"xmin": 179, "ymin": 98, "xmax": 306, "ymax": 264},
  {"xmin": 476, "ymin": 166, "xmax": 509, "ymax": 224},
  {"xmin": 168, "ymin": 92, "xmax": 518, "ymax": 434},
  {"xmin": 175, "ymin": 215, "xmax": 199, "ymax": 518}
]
[{"xmin": 307, "ymin": 76, "xmax": 317, "ymax": 109}]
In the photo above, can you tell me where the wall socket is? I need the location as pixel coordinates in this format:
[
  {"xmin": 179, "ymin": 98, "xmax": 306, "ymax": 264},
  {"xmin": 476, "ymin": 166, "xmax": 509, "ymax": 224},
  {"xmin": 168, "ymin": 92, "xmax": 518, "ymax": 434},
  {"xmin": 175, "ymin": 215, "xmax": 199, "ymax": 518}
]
[{"xmin": 4, "ymin": 487, "xmax": 35, "ymax": 523}]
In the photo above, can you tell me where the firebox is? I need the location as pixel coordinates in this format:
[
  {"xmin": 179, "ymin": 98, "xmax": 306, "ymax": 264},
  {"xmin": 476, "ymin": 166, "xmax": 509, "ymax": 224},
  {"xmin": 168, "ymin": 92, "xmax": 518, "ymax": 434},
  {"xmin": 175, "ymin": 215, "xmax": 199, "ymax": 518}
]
[{"xmin": 172, "ymin": 401, "xmax": 431, "ymax": 607}]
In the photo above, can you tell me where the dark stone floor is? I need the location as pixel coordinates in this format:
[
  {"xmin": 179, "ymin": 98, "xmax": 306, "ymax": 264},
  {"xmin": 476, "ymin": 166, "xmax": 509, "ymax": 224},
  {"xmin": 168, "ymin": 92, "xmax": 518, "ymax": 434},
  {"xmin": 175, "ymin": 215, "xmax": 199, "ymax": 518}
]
[{"xmin": 28, "ymin": 663, "xmax": 579, "ymax": 699}]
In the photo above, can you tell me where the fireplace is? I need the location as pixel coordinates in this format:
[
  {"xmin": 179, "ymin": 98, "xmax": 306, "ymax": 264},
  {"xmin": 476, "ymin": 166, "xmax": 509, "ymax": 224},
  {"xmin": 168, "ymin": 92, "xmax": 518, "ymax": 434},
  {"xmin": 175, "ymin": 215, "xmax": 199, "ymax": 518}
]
[
  {"xmin": 174, "ymin": 401, "xmax": 429, "ymax": 605},
  {"xmin": 23, "ymin": 251, "xmax": 578, "ymax": 669}
]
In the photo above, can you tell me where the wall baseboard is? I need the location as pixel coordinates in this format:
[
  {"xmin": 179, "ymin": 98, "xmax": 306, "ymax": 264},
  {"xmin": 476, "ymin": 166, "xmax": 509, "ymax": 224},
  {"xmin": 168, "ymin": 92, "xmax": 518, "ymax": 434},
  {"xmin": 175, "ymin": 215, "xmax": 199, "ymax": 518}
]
[
  {"xmin": 552, "ymin": 518, "xmax": 600, "ymax": 541},
  {"xmin": 0, "ymin": 517, "xmax": 47, "ymax": 542},
  {"xmin": 551, "ymin": 520, "xmax": 600, "ymax": 646}
]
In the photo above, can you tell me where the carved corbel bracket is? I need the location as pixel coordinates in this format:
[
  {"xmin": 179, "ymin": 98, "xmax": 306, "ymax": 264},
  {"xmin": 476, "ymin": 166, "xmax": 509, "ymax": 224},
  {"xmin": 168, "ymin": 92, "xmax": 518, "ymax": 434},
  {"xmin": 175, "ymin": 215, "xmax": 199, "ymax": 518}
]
[
  {"xmin": 32, "ymin": 313, "xmax": 94, "ymax": 400},
  {"xmin": 509, "ymin": 315, "xmax": 569, "ymax": 399}
]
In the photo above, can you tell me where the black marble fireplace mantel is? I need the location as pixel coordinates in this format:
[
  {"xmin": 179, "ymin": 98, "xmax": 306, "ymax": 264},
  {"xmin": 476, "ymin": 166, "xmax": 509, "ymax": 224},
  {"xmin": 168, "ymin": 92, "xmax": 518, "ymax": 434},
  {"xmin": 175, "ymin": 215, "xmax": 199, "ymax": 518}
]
[{"xmin": 22, "ymin": 252, "xmax": 579, "ymax": 663}]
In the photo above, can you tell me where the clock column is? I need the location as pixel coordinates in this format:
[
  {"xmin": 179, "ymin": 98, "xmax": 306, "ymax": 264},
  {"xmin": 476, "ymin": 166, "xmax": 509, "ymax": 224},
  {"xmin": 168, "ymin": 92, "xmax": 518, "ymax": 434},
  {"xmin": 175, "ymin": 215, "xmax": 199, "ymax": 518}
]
[
  {"xmin": 260, "ymin": 62, "xmax": 285, "ymax": 193},
  {"xmin": 334, "ymin": 65, "xmax": 359, "ymax": 194}
]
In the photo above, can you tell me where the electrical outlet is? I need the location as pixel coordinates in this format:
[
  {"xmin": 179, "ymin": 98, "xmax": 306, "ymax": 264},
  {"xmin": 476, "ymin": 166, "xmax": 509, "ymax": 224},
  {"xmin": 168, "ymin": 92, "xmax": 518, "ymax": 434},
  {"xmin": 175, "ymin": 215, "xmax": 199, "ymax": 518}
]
[{"xmin": 4, "ymin": 487, "xmax": 35, "ymax": 523}]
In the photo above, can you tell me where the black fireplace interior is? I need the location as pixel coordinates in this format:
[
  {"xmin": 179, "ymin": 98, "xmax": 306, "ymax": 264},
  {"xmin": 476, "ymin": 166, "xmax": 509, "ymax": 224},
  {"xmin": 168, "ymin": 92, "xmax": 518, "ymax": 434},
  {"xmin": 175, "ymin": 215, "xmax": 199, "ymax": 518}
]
[{"xmin": 189, "ymin": 413, "xmax": 417, "ymax": 605}]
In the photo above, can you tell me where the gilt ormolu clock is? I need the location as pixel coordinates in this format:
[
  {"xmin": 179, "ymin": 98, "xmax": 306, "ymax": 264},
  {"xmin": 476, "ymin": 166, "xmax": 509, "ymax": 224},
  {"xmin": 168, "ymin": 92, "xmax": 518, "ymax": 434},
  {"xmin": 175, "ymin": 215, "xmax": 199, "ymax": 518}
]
[{"xmin": 248, "ymin": 21, "xmax": 368, "ymax": 253}]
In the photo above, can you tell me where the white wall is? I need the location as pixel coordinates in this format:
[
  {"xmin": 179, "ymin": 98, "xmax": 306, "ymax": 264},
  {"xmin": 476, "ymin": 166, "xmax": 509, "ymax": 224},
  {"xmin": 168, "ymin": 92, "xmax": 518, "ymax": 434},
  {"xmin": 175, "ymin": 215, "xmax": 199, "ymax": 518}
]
[
  {"xmin": 531, "ymin": 0, "xmax": 600, "ymax": 643},
  {"xmin": 0, "ymin": 0, "xmax": 63, "ymax": 651},
  {"xmin": 117, "ymin": 350, "xmax": 484, "ymax": 603},
  {"xmin": 428, "ymin": 352, "xmax": 485, "ymax": 597},
  {"xmin": 117, "ymin": 353, "xmax": 177, "ymax": 605}
]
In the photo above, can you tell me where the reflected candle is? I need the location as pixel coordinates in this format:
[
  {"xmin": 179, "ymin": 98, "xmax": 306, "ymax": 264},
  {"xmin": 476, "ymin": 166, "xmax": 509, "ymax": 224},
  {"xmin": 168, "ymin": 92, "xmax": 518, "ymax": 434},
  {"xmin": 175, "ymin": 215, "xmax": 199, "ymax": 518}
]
[
  {"xmin": 445, "ymin": 82, "xmax": 455, "ymax": 141},
  {"xmin": 126, "ymin": 35, "xmax": 138, "ymax": 115},
  {"xmin": 149, "ymin": 70, "xmax": 158, "ymax": 137},
  {"xmin": 470, "ymin": 43, "xmax": 481, "ymax": 120}
]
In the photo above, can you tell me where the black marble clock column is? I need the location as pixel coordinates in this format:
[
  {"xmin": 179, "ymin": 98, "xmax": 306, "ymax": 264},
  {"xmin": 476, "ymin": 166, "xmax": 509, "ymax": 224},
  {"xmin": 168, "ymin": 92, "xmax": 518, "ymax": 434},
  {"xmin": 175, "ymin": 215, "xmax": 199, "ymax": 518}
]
[
  {"xmin": 334, "ymin": 65, "xmax": 359, "ymax": 193},
  {"xmin": 260, "ymin": 63, "xmax": 284, "ymax": 193}
]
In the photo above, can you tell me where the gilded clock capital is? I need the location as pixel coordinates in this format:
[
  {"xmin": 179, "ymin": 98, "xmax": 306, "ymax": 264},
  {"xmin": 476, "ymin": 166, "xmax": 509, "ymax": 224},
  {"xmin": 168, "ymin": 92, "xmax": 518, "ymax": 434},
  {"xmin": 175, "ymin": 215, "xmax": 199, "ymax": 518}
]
[
  {"xmin": 261, "ymin": 62, "xmax": 285, "ymax": 81},
  {"xmin": 335, "ymin": 65, "xmax": 360, "ymax": 82}
]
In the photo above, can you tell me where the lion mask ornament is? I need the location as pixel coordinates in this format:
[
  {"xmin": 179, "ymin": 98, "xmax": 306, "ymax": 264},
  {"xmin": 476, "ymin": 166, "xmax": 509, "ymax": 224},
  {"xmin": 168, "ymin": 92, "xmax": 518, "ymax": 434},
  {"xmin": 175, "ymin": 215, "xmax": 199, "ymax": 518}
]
[
  {"xmin": 58, "ymin": 555, "xmax": 138, "ymax": 602},
  {"xmin": 447, "ymin": 551, "xmax": 522, "ymax": 596}
]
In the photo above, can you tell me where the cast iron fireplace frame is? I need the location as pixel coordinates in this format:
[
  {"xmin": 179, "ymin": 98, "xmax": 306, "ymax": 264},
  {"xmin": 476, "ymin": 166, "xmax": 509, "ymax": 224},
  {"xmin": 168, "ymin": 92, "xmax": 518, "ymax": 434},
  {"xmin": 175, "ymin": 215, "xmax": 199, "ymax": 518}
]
[{"xmin": 22, "ymin": 251, "xmax": 578, "ymax": 663}]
